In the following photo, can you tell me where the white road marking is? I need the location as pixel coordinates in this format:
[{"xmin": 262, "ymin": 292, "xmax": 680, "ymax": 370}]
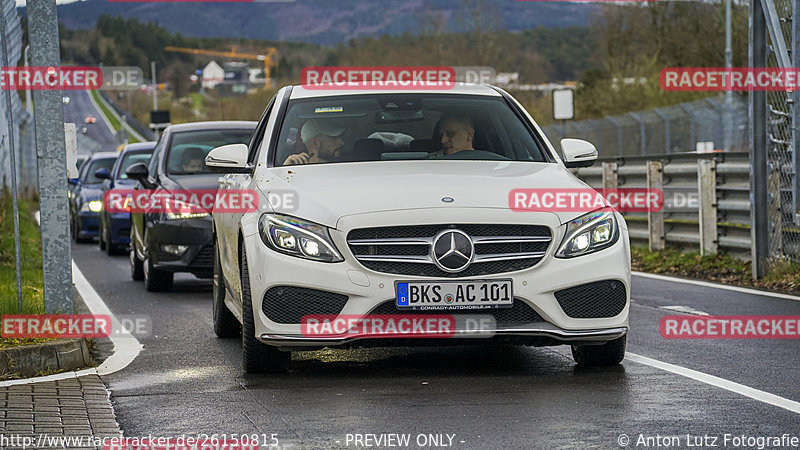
[
  {"xmin": 626, "ymin": 352, "xmax": 800, "ymax": 415},
  {"xmin": 659, "ymin": 305, "xmax": 710, "ymax": 316},
  {"xmin": 84, "ymin": 89, "xmax": 117, "ymax": 136},
  {"xmin": 633, "ymin": 271, "xmax": 800, "ymax": 302},
  {"xmin": 71, "ymin": 261, "xmax": 143, "ymax": 375}
]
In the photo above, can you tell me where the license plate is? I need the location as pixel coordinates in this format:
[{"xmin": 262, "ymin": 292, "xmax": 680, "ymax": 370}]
[{"xmin": 395, "ymin": 279, "xmax": 513, "ymax": 310}]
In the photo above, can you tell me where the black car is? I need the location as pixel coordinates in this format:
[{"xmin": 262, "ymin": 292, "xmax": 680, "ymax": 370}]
[
  {"xmin": 68, "ymin": 152, "xmax": 119, "ymax": 243},
  {"xmin": 126, "ymin": 121, "xmax": 256, "ymax": 292},
  {"xmin": 96, "ymin": 142, "xmax": 156, "ymax": 255}
]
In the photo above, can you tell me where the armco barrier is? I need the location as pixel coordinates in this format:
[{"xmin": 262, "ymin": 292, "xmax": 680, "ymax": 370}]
[
  {"xmin": 97, "ymin": 90, "xmax": 155, "ymax": 141},
  {"xmin": 574, "ymin": 152, "xmax": 761, "ymax": 259}
]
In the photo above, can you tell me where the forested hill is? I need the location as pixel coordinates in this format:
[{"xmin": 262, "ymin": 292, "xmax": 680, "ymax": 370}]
[{"xmin": 44, "ymin": 0, "xmax": 598, "ymax": 45}]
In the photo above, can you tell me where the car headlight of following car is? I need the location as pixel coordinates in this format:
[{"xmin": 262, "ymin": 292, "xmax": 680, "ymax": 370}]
[
  {"xmin": 165, "ymin": 200, "xmax": 209, "ymax": 220},
  {"xmin": 556, "ymin": 210, "xmax": 619, "ymax": 258},
  {"xmin": 259, "ymin": 214, "xmax": 343, "ymax": 263},
  {"xmin": 81, "ymin": 200, "xmax": 103, "ymax": 213}
]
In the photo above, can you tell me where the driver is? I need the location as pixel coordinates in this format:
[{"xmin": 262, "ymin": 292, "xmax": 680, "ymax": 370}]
[
  {"xmin": 430, "ymin": 115, "xmax": 475, "ymax": 158},
  {"xmin": 181, "ymin": 147, "xmax": 206, "ymax": 173},
  {"xmin": 284, "ymin": 119, "xmax": 346, "ymax": 165}
]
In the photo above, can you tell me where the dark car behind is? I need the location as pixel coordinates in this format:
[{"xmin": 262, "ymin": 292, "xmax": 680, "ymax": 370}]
[
  {"xmin": 127, "ymin": 121, "xmax": 256, "ymax": 292},
  {"xmin": 69, "ymin": 152, "xmax": 119, "ymax": 243},
  {"xmin": 98, "ymin": 142, "xmax": 156, "ymax": 255}
]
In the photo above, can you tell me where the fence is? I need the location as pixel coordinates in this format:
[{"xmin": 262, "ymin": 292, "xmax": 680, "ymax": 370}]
[
  {"xmin": 541, "ymin": 95, "xmax": 749, "ymax": 158},
  {"xmin": 574, "ymin": 152, "xmax": 800, "ymax": 263},
  {"xmin": 0, "ymin": 0, "xmax": 37, "ymax": 194}
]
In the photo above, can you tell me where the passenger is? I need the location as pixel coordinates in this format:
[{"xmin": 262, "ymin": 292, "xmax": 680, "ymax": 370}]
[
  {"xmin": 284, "ymin": 119, "xmax": 346, "ymax": 165},
  {"xmin": 181, "ymin": 147, "xmax": 206, "ymax": 173},
  {"xmin": 430, "ymin": 115, "xmax": 475, "ymax": 158}
]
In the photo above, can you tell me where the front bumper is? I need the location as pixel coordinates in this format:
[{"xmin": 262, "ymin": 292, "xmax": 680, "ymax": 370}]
[
  {"xmin": 77, "ymin": 212, "xmax": 100, "ymax": 238},
  {"xmin": 147, "ymin": 216, "xmax": 214, "ymax": 276},
  {"xmin": 242, "ymin": 208, "xmax": 631, "ymax": 348},
  {"xmin": 107, "ymin": 212, "xmax": 132, "ymax": 245}
]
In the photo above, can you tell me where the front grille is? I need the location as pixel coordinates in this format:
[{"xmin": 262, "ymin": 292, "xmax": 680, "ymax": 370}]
[
  {"xmin": 369, "ymin": 299, "xmax": 545, "ymax": 326},
  {"xmin": 262, "ymin": 286, "xmax": 349, "ymax": 324},
  {"xmin": 554, "ymin": 280, "xmax": 627, "ymax": 318},
  {"xmin": 347, "ymin": 224, "xmax": 552, "ymax": 277},
  {"xmin": 191, "ymin": 245, "xmax": 214, "ymax": 267}
]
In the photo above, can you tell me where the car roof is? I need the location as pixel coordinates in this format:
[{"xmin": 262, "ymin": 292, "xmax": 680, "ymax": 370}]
[
  {"xmin": 122, "ymin": 142, "xmax": 156, "ymax": 152},
  {"xmin": 165, "ymin": 121, "xmax": 257, "ymax": 133},
  {"xmin": 88, "ymin": 152, "xmax": 119, "ymax": 160},
  {"xmin": 289, "ymin": 83, "xmax": 502, "ymax": 99}
]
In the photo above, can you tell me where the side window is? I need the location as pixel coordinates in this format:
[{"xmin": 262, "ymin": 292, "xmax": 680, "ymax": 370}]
[
  {"xmin": 148, "ymin": 138, "xmax": 164, "ymax": 177},
  {"xmin": 247, "ymin": 97, "xmax": 276, "ymax": 165}
]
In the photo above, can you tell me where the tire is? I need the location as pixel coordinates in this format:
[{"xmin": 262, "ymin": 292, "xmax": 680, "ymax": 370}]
[
  {"xmin": 213, "ymin": 242, "xmax": 240, "ymax": 338},
  {"xmin": 571, "ymin": 335, "xmax": 627, "ymax": 367},
  {"xmin": 130, "ymin": 242, "xmax": 144, "ymax": 281},
  {"xmin": 143, "ymin": 256, "xmax": 174, "ymax": 292},
  {"xmin": 241, "ymin": 247, "xmax": 290, "ymax": 373}
]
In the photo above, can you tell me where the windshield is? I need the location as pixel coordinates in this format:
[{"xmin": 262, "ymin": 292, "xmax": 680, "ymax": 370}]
[
  {"xmin": 166, "ymin": 129, "xmax": 254, "ymax": 175},
  {"xmin": 275, "ymin": 94, "xmax": 549, "ymax": 166},
  {"xmin": 117, "ymin": 152, "xmax": 153, "ymax": 179},
  {"xmin": 83, "ymin": 157, "xmax": 116, "ymax": 184}
]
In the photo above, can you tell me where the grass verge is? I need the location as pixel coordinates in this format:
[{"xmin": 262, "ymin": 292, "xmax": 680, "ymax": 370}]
[
  {"xmin": 632, "ymin": 245, "xmax": 800, "ymax": 295},
  {"xmin": 90, "ymin": 89, "xmax": 121, "ymax": 131},
  {"xmin": 0, "ymin": 188, "xmax": 44, "ymax": 315}
]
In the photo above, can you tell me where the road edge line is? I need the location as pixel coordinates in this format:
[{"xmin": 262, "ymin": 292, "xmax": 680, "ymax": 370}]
[
  {"xmin": 626, "ymin": 352, "xmax": 800, "ymax": 415},
  {"xmin": 632, "ymin": 271, "xmax": 800, "ymax": 302},
  {"xmin": 72, "ymin": 261, "xmax": 143, "ymax": 376},
  {"xmin": 85, "ymin": 89, "xmax": 118, "ymax": 137}
]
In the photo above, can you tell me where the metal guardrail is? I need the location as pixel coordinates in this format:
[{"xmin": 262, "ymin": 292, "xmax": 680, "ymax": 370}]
[
  {"xmin": 574, "ymin": 152, "xmax": 760, "ymax": 258},
  {"xmin": 97, "ymin": 90, "xmax": 155, "ymax": 141}
]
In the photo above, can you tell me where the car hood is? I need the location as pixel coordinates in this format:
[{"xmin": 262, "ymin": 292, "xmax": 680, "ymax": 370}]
[
  {"xmin": 79, "ymin": 185, "xmax": 104, "ymax": 202},
  {"xmin": 256, "ymin": 161, "xmax": 593, "ymax": 228},
  {"xmin": 164, "ymin": 174, "xmax": 220, "ymax": 191}
]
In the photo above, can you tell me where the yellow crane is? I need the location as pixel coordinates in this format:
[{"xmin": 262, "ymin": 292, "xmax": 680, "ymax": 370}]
[{"xmin": 164, "ymin": 45, "xmax": 278, "ymax": 89}]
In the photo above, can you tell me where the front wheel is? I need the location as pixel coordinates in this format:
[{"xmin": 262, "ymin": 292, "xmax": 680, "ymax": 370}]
[
  {"xmin": 143, "ymin": 257, "xmax": 174, "ymax": 292},
  {"xmin": 571, "ymin": 335, "xmax": 627, "ymax": 367},
  {"xmin": 213, "ymin": 242, "xmax": 240, "ymax": 338},
  {"xmin": 241, "ymin": 247, "xmax": 290, "ymax": 373}
]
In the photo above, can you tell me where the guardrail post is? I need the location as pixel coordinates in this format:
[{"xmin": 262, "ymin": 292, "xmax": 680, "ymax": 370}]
[
  {"xmin": 647, "ymin": 160, "xmax": 665, "ymax": 251},
  {"xmin": 698, "ymin": 159, "xmax": 718, "ymax": 255},
  {"xmin": 768, "ymin": 162, "xmax": 783, "ymax": 258},
  {"xmin": 602, "ymin": 161, "xmax": 618, "ymax": 191}
]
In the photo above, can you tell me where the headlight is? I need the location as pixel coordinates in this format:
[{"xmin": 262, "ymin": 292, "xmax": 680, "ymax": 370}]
[
  {"xmin": 258, "ymin": 214, "xmax": 343, "ymax": 263},
  {"xmin": 165, "ymin": 200, "xmax": 209, "ymax": 220},
  {"xmin": 81, "ymin": 200, "xmax": 103, "ymax": 213},
  {"xmin": 556, "ymin": 210, "xmax": 618, "ymax": 258}
]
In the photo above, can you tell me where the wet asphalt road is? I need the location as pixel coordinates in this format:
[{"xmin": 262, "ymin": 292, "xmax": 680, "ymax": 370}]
[
  {"xmin": 63, "ymin": 90, "xmax": 118, "ymax": 151},
  {"xmin": 70, "ymin": 242, "xmax": 800, "ymax": 449}
]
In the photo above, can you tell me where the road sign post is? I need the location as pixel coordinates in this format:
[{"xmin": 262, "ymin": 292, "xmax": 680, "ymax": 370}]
[{"xmin": 29, "ymin": 0, "xmax": 73, "ymax": 313}]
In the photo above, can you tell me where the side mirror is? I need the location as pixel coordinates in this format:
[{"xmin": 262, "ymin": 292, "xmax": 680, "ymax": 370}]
[
  {"xmin": 561, "ymin": 138, "xmax": 598, "ymax": 168},
  {"xmin": 126, "ymin": 162, "xmax": 151, "ymax": 186},
  {"xmin": 94, "ymin": 168, "xmax": 111, "ymax": 180},
  {"xmin": 68, "ymin": 178, "xmax": 79, "ymax": 185},
  {"xmin": 206, "ymin": 144, "xmax": 251, "ymax": 173}
]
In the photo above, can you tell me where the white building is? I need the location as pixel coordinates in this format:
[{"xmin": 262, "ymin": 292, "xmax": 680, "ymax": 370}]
[{"xmin": 202, "ymin": 61, "xmax": 225, "ymax": 90}]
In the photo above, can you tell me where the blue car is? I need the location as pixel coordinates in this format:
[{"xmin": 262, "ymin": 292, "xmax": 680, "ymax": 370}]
[
  {"xmin": 97, "ymin": 142, "xmax": 156, "ymax": 255},
  {"xmin": 69, "ymin": 152, "xmax": 119, "ymax": 243}
]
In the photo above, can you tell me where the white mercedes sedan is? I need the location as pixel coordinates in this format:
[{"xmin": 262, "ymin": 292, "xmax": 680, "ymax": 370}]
[{"xmin": 207, "ymin": 84, "xmax": 630, "ymax": 373}]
